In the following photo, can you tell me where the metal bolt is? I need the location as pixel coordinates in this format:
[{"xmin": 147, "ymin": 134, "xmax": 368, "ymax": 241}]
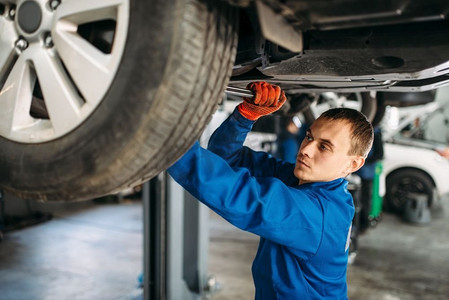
[
  {"xmin": 15, "ymin": 38, "xmax": 29, "ymax": 51},
  {"xmin": 49, "ymin": 0, "xmax": 60, "ymax": 10},
  {"xmin": 9, "ymin": 7, "xmax": 15, "ymax": 19},
  {"xmin": 44, "ymin": 33, "xmax": 54, "ymax": 48}
]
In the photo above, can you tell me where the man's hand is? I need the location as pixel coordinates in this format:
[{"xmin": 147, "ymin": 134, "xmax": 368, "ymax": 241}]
[{"xmin": 238, "ymin": 81, "xmax": 287, "ymax": 120}]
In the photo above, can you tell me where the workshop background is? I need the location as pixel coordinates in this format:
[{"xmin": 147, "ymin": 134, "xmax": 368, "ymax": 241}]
[{"xmin": 1, "ymin": 87, "xmax": 449, "ymax": 299}]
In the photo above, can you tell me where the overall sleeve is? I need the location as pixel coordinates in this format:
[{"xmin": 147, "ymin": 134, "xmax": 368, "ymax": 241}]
[
  {"xmin": 208, "ymin": 108, "xmax": 298, "ymax": 185},
  {"xmin": 168, "ymin": 142, "xmax": 322, "ymax": 259}
]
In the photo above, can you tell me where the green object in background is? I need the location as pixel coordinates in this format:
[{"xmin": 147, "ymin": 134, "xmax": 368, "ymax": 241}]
[{"xmin": 370, "ymin": 162, "xmax": 383, "ymax": 219}]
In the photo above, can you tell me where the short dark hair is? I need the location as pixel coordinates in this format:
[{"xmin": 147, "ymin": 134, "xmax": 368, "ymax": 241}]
[{"xmin": 318, "ymin": 108, "xmax": 374, "ymax": 157}]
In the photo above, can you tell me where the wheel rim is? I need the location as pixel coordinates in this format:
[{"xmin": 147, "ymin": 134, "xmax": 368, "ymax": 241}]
[
  {"xmin": 0, "ymin": 0, "xmax": 129, "ymax": 143},
  {"xmin": 390, "ymin": 176, "xmax": 429, "ymax": 210}
]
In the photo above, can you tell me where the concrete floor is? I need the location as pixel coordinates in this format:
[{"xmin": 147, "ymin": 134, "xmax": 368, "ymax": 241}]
[
  {"xmin": 0, "ymin": 196, "xmax": 448, "ymax": 299},
  {"xmin": 0, "ymin": 199, "xmax": 143, "ymax": 300}
]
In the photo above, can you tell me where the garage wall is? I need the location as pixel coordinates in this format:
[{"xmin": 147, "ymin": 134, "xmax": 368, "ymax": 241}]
[{"xmin": 425, "ymin": 86, "xmax": 449, "ymax": 143}]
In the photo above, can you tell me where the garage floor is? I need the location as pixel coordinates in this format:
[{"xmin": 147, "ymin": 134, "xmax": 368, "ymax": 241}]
[
  {"xmin": 0, "ymin": 199, "xmax": 144, "ymax": 300},
  {"xmin": 0, "ymin": 196, "xmax": 448, "ymax": 300}
]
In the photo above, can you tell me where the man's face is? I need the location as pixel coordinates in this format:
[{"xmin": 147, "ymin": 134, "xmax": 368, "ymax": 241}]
[{"xmin": 294, "ymin": 118, "xmax": 362, "ymax": 184}]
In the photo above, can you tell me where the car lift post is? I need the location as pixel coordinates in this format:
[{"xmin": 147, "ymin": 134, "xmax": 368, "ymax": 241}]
[
  {"xmin": 143, "ymin": 173, "xmax": 166, "ymax": 300},
  {"xmin": 141, "ymin": 172, "xmax": 212, "ymax": 300}
]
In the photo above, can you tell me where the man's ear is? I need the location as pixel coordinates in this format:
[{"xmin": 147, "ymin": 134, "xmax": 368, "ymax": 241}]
[{"xmin": 348, "ymin": 156, "xmax": 365, "ymax": 173}]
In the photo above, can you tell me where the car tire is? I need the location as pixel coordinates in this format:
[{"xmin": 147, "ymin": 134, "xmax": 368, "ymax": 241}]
[
  {"xmin": 0, "ymin": 0, "xmax": 238, "ymax": 201},
  {"xmin": 360, "ymin": 92, "xmax": 377, "ymax": 123},
  {"xmin": 385, "ymin": 169, "xmax": 434, "ymax": 213}
]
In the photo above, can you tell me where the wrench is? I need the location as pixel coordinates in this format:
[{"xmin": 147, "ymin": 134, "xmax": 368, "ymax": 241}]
[{"xmin": 224, "ymin": 86, "xmax": 254, "ymax": 99}]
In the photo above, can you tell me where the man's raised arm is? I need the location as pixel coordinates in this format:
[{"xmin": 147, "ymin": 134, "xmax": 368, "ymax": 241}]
[{"xmin": 208, "ymin": 82, "xmax": 296, "ymax": 182}]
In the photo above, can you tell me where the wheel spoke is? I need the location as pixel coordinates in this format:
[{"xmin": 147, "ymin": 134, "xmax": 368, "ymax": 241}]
[
  {"xmin": 52, "ymin": 23, "xmax": 113, "ymax": 105},
  {"xmin": 31, "ymin": 45, "xmax": 84, "ymax": 136},
  {"xmin": 0, "ymin": 55, "xmax": 34, "ymax": 136},
  {"xmin": 55, "ymin": 0, "xmax": 126, "ymax": 24},
  {"xmin": 52, "ymin": 0, "xmax": 129, "ymax": 107}
]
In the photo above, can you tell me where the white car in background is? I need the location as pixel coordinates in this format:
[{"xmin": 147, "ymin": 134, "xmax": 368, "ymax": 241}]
[
  {"xmin": 380, "ymin": 102, "xmax": 449, "ymax": 212},
  {"xmin": 381, "ymin": 139, "xmax": 449, "ymax": 213}
]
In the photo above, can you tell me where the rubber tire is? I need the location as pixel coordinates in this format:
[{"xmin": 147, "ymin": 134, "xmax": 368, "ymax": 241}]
[
  {"xmin": 360, "ymin": 92, "xmax": 377, "ymax": 123},
  {"xmin": 385, "ymin": 169, "xmax": 434, "ymax": 213},
  {"xmin": 0, "ymin": 0, "xmax": 238, "ymax": 202},
  {"xmin": 370, "ymin": 95, "xmax": 386, "ymax": 127}
]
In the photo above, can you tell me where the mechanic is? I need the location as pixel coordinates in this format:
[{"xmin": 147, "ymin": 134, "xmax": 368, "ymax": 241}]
[
  {"xmin": 276, "ymin": 115, "xmax": 304, "ymax": 164},
  {"xmin": 168, "ymin": 82, "xmax": 374, "ymax": 299},
  {"xmin": 354, "ymin": 126, "xmax": 384, "ymax": 234}
]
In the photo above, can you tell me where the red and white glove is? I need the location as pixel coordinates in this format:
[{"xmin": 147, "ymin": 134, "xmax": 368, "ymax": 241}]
[{"xmin": 237, "ymin": 81, "xmax": 287, "ymax": 120}]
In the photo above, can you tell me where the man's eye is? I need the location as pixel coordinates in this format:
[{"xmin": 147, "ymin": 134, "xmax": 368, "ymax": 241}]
[
  {"xmin": 319, "ymin": 144, "xmax": 328, "ymax": 151},
  {"xmin": 306, "ymin": 135, "xmax": 313, "ymax": 141}
]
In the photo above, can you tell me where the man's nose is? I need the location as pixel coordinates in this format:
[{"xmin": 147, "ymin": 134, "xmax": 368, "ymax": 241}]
[{"xmin": 299, "ymin": 141, "xmax": 314, "ymax": 158}]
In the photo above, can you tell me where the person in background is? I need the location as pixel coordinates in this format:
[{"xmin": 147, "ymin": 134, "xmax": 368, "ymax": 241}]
[
  {"xmin": 355, "ymin": 126, "xmax": 384, "ymax": 234},
  {"xmin": 276, "ymin": 115, "xmax": 308, "ymax": 164}
]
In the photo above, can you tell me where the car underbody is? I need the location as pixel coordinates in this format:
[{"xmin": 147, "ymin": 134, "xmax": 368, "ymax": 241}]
[{"xmin": 228, "ymin": 0, "xmax": 449, "ymax": 93}]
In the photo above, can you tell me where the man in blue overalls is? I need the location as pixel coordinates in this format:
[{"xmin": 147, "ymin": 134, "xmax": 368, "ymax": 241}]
[{"xmin": 168, "ymin": 82, "xmax": 374, "ymax": 299}]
